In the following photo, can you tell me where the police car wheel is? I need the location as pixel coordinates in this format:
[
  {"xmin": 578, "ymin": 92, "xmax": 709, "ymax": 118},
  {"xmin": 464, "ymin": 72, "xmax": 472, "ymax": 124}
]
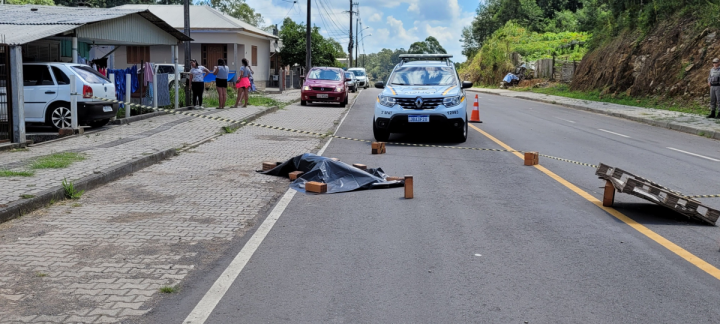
[{"xmin": 453, "ymin": 116, "xmax": 468, "ymax": 143}]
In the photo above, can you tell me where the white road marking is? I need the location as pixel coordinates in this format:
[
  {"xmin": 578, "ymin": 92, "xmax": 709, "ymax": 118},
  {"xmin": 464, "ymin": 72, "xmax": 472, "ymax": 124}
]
[
  {"xmin": 182, "ymin": 92, "xmax": 360, "ymax": 324},
  {"xmin": 667, "ymin": 147, "xmax": 720, "ymax": 162},
  {"xmin": 598, "ymin": 129, "xmax": 631, "ymax": 138},
  {"xmin": 554, "ymin": 117, "xmax": 576, "ymax": 123},
  {"xmin": 474, "ymin": 254, "xmax": 482, "ymax": 257}
]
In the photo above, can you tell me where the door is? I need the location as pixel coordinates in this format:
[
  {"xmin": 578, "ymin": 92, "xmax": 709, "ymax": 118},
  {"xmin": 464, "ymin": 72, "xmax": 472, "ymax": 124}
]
[
  {"xmin": 0, "ymin": 45, "xmax": 11, "ymax": 143},
  {"xmin": 22, "ymin": 65, "xmax": 58, "ymax": 122},
  {"xmin": 202, "ymin": 44, "xmax": 227, "ymax": 69}
]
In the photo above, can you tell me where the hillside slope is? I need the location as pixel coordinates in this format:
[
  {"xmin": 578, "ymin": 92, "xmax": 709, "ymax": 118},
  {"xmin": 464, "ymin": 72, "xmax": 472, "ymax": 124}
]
[{"xmin": 571, "ymin": 17, "xmax": 720, "ymax": 103}]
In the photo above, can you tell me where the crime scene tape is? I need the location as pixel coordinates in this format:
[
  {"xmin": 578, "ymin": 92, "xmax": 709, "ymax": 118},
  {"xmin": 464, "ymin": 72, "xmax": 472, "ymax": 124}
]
[{"xmin": 96, "ymin": 97, "xmax": 719, "ymax": 198}]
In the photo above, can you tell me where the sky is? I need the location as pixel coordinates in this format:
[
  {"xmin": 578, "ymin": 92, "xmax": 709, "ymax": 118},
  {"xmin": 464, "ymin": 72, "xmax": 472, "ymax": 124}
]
[{"xmin": 242, "ymin": 0, "xmax": 480, "ymax": 63}]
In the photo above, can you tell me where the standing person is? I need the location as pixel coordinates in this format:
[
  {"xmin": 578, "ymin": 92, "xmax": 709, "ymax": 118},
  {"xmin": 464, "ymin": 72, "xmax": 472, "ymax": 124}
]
[
  {"xmin": 190, "ymin": 59, "xmax": 210, "ymax": 109},
  {"xmin": 213, "ymin": 59, "xmax": 230, "ymax": 109},
  {"xmin": 234, "ymin": 58, "xmax": 251, "ymax": 108},
  {"xmin": 708, "ymin": 58, "xmax": 720, "ymax": 119}
]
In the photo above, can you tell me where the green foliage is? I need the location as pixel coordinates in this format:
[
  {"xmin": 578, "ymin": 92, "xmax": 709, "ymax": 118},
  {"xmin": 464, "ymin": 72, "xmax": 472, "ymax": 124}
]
[
  {"xmin": 30, "ymin": 152, "xmax": 85, "ymax": 170},
  {"xmin": 460, "ymin": 22, "xmax": 590, "ymax": 85},
  {"xmin": 278, "ymin": 18, "xmax": 346, "ymax": 69},
  {"xmin": 408, "ymin": 36, "xmax": 447, "ymax": 54},
  {"xmin": 0, "ymin": 170, "xmax": 35, "ymax": 177},
  {"xmin": 61, "ymin": 178, "xmax": 84, "ymax": 200},
  {"xmin": 159, "ymin": 286, "xmax": 177, "ymax": 293},
  {"xmin": 358, "ymin": 48, "xmax": 407, "ymax": 83},
  {"xmin": 202, "ymin": 0, "xmax": 264, "ymax": 27},
  {"xmin": 7, "ymin": 0, "xmax": 54, "ymax": 4}
]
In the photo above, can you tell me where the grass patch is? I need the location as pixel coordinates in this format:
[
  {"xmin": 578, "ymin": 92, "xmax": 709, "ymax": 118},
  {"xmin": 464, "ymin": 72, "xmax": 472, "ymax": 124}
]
[
  {"xmin": 203, "ymin": 86, "xmax": 288, "ymax": 109},
  {"xmin": 0, "ymin": 170, "xmax": 35, "ymax": 177},
  {"xmin": 30, "ymin": 152, "xmax": 85, "ymax": 170},
  {"xmin": 524, "ymin": 84, "xmax": 710, "ymax": 116},
  {"xmin": 20, "ymin": 194, "xmax": 35, "ymax": 199},
  {"xmin": 61, "ymin": 178, "xmax": 84, "ymax": 200},
  {"xmin": 222, "ymin": 125, "xmax": 238, "ymax": 134},
  {"xmin": 35, "ymin": 272, "xmax": 47, "ymax": 277},
  {"xmin": 159, "ymin": 286, "xmax": 177, "ymax": 294}
]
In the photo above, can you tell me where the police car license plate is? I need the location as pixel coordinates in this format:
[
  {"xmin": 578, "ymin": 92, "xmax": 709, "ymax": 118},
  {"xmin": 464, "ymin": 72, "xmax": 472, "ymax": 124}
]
[
  {"xmin": 103, "ymin": 106, "xmax": 113, "ymax": 112},
  {"xmin": 317, "ymin": 94, "xmax": 328, "ymax": 98},
  {"xmin": 408, "ymin": 115, "xmax": 429, "ymax": 123}
]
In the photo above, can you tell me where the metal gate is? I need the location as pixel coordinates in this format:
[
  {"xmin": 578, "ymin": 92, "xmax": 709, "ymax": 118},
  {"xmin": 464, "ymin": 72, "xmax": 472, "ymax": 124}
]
[{"xmin": 0, "ymin": 44, "xmax": 11, "ymax": 143}]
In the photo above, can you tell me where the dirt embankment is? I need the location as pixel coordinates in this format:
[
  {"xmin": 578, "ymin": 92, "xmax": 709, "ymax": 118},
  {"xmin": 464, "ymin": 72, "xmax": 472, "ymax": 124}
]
[{"xmin": 572, "ymin": 18, "xmax": 720, "ymax": 103}]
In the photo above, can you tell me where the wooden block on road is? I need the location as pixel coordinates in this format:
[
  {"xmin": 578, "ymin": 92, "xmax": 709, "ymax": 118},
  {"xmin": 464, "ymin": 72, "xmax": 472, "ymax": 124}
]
[
  {"xmin": 305, "ymin": 181, "xmax": 327, "ymax": 194},
  {"xmin": 262, "ymin": 161, "xmax": 277, "ymax": 171},
  {"xmin": 352, "ymin": 163, "xmax": 367, "ymax": 170},
  {"xmin": 524, "ymin": 152, "xmax": 539, "ymax": 166},
  {"xmin": 404, "ymin": 175, "xmax": 413, "ymax": 199},
  {"xmin": 289, "ymin": 171, "xmax": 304, "ymax": 181},
  {"xmin": 372, "ymin": 142, "xmax": 386, "ymax": 154},
  {"xmin": 603, "ymin": 180, "xmax": 615, "ymax": 207}
]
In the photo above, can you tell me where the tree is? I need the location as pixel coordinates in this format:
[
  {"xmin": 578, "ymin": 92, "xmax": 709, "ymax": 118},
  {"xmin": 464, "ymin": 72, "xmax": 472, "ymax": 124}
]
[
  {"xmin": 408, "ymin": 36, "xmax": 447, "ymax": 54},
  {"xmin": 203, "ymin": 0, "xmax": 264, "ymax": 27},
  {"xmin": 278, "ymin": 18, "xmax": 345, "ymax": 68}
]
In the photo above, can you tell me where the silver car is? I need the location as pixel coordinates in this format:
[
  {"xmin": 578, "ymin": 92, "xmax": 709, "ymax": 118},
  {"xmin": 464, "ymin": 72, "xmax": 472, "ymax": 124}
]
[{"xmin": 344, "ymin": 72, "xmax": 357, "ymax": 93}]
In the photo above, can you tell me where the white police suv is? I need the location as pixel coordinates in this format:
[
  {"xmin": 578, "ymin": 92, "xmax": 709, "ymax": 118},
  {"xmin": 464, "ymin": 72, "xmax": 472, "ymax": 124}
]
[{"xmin": 373, "ymin": 54, "xmax": 473, "ymax": 142}]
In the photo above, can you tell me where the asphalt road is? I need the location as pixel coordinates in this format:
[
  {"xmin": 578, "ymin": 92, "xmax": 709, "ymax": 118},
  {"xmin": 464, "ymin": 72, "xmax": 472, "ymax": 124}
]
[{"xmin": 155, "ymin": 89, "xmax": 720, "ymax": 323}]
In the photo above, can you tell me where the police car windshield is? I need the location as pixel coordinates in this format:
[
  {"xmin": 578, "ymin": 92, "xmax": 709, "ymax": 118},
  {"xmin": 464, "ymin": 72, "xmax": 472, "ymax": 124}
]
[
  {"xmin": 390, "ymin": 66, "xmax": 456, "ymax": 86},
  {"xmin": 350, "ymin": 70, "xmax": 365, "ymax": 76},
  {"xmin": 308, "ymin": 69, "xmax": 342, "ymax": 81}
]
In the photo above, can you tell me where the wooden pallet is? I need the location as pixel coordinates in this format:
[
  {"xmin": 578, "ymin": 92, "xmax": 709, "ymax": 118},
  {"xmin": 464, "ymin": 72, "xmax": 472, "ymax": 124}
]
[{"xmin": 595, "ymin": 163, "xmax": 720, "ymax": 225}]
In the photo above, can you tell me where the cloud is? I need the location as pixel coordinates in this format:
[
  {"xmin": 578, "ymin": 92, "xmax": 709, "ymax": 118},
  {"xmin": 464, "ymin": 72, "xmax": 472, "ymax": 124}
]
[
  {"xmin": 368, "ymin": 13, "xmax": 383, "ymax": 22},
  {"xmin": 407, "ymin": 3, "xmax": 419, "ymax": 13}
]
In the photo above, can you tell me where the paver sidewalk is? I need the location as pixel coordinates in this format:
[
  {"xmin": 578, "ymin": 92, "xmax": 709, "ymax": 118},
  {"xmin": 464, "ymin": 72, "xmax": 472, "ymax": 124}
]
[
  {"xmin": 0, "ymin": 96, "xmax": 351, "ymax": 323},
  {"xmin": 0, "ymin": 106, "xmax": 273, "ymax": 219},
  {"xmin": 472, "ymin": 88, "xmax": 720, "ymax": 140}
]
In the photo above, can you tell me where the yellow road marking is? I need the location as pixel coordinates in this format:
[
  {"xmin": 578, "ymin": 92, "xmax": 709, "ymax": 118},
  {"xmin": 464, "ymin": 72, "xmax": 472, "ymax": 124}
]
[{"xmin": 468, "ymin": 123, "xmax": 720, "ymax": 281}]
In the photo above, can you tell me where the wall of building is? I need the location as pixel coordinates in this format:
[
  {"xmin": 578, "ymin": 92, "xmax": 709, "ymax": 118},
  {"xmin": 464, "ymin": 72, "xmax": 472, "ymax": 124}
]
[{"xmin": 111, "ymin": 31, "xmax": 272, "ymax": 88}]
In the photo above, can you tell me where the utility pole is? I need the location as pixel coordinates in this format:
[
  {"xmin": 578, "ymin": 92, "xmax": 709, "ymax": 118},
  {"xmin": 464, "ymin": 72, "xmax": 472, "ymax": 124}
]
[
  {"xmin": 355, "ymin": 14, "xmax": 358, "ymax": 68},
  {"xmin": 305, "ymin": 0, "xmax": 311, "ymax": 73},
  {"xmin": 348, "ymin": 0, "xmax": 353, "ymax": 69},
  {"xmin": 183, "ymin": 0, "xmax": 191, "ymax": 107}
]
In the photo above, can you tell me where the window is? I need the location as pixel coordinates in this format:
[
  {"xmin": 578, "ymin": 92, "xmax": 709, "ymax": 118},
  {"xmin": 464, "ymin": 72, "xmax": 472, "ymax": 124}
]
[
  {"xmin": 307, "ymin": 69, "xmax": 341, "ymax": 81},
  {"xmin": 350, "ymin": 70, "xmax": 366, "ymax": 76},
  {"xmin": 51, "ymin": 67, "xmax": 70, "ymax": 85},
  {"xmin": 251, "ymin": 46, "xmax": 257, "ymax": 66},
  {"xmin": 389, "ymin": 67, "xmax": 456, "ymax": 86},
  {"xmin": 71, "ymin": 66, "xmax": 110, "ymax": 84},
  {"xmin": 126, "ymin": 46, "xmax": 150, "ymax": 64},
  {"xmin": 23, "ymin": 65, "xmax": 54, "ymax": 86},
  {"xmin": 157, "ymin": 65, "xmax": 175, "ymax": 74}
]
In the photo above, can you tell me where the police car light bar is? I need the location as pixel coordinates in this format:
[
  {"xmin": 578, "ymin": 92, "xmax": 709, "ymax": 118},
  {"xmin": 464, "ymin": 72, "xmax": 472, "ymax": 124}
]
[{"xmin": 398, "ymin": 54, "xmax": 453, "ymax": 62}]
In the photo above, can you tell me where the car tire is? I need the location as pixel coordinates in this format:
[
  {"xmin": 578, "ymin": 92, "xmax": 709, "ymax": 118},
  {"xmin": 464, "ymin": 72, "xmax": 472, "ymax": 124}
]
[
  {"xmin": 373, "ymin": 117, "xmax": 390, "ymax": 141},
  {"xmin": 453, "ymin": 115, "xmax": 468, "ymax": 143},
  {"xmin": 88, "ymin": 119, "xmax": 110, "ymax": 128},
  {"xmin": 301, "ymin": 100, "xmax": 307, "ymax": 106},
  {"xmin": 340, "ymin": 95, "xmax": 348, "ymax": 107},
  {"xmin": 46, "ymin": 104, "xmax": 72, "ymax": 130}
]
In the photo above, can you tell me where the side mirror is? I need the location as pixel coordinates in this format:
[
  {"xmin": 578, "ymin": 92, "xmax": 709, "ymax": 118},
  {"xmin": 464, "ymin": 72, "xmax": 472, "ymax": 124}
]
[
  {"xmin": 374, "ymin": 81, "xmax": 385, "ymax": 89},
  {"xmin": 461, "ymin": 81, "xmax": 473, "ymax": 89}
]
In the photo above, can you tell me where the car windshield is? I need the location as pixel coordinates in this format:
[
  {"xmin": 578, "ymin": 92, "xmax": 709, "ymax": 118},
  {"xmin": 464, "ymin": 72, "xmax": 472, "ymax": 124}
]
[
  {"xmin": 350, "ymin": 70, "xmax": 365, "ymax": 76},
  {"xmin": 72, "ymin": 66, "xmax": 110, "ymax": 84},
  {"xmin": 345, "ymin": 72, "xmax": 353, "ymax": 79},
  {"xmin": 389, "ymin": 66, "xmax": 456, "ymax": 86},
  {"xmin": 308, "ymin": 69, "xmax": 342, "ymax": 81}
]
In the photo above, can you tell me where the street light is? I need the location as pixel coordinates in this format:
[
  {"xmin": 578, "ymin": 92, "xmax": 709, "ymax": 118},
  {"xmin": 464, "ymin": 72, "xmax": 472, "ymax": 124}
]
[{"xmin": 355, "ymin": 27, "xmax": 371, "ymax": 67}]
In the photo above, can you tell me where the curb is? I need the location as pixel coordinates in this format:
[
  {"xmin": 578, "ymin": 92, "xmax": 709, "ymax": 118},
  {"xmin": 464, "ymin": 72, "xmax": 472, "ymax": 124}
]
[
  {"xmin": 110, "ymin": 106, "xmax": 194, "ymax": 125},
  {"xmin": 0, "ymin": 148, "xmax": 175, "ymax": 224},
  {"xmin": 471, "ymin": 89, "xmax": 720, "ymax": 141},
  {"xmin": 0, "ymin": 105, "xmax": 279, "ymax": 224}
]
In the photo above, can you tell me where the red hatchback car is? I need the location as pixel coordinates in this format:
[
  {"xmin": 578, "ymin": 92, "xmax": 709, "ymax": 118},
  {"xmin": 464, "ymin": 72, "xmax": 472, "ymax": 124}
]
[{"xmin": 301, "ymin": 67, "xmax": 349, "ymax": 107}]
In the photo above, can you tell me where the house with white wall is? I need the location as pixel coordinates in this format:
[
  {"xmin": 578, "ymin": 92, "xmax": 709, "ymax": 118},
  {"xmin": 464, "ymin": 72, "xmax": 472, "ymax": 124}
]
[{"xmin": 113, "ymin": 4, "xmax": 279, "ymax": 89}]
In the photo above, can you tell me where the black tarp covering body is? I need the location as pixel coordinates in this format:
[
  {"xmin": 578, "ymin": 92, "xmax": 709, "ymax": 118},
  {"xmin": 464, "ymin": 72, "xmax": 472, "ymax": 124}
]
[{"xmin": 261, "ymin": 153, "xmax": 402, "ymax": 193}]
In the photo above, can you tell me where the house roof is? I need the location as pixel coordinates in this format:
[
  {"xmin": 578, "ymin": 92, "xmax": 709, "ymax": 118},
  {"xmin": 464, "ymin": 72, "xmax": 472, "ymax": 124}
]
[
  {"xmin": 0, "ymin": 5, "xmax": 192, "ymax": 45},
  {"xmin": 115, "ymin": 5, "xmax": 277, "ymax": 40}
]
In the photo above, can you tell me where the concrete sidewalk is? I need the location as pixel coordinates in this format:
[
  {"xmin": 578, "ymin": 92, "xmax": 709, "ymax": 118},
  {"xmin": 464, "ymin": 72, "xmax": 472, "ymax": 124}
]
[
  {"xmin": 0, "ymin": 106, "xmax": 275, "ymax": 223},
  {"xmin": 471, "ymin": 88, "xmax": 720, "ymax": 140},
  {"xmin": 0, "ymin": 93, "xmax": 353, "ymax": 323}
]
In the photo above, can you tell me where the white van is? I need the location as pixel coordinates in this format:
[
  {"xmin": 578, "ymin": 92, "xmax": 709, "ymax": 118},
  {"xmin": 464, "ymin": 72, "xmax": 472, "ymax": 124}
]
[
  {"xmin": 23, "ymin": 63, "xmax": 118, "ymax": 130},
  {"xmin": 347, "ymin": 68, "xmax": 369, "ymax": 89}
]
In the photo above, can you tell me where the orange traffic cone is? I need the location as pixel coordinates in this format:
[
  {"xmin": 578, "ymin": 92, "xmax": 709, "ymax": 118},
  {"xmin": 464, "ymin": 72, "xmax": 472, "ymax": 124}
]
[{"xmin": 469, "ymin": 94, "xmax": 482, "ymax": 123}]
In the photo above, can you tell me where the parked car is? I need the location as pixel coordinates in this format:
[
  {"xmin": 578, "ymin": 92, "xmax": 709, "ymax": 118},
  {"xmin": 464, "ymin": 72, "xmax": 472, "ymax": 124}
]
[
  {"xmin": 345, "ymin": 72, "xmax": 357, "ymax": 93},
  {"xmin": 23, "ymin": 63, "xmax": 118, "ymax": 130},
  {"xmin": 301, "ymin": 67, "xmax": 349, "ymax": 107},
  {"xmin": 348, "ymin": 67, "xmax": 369, "ymax": 89},
  {"xmin": 155, "ymin": 63, "xmax": 188, "ymax": 90}
]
